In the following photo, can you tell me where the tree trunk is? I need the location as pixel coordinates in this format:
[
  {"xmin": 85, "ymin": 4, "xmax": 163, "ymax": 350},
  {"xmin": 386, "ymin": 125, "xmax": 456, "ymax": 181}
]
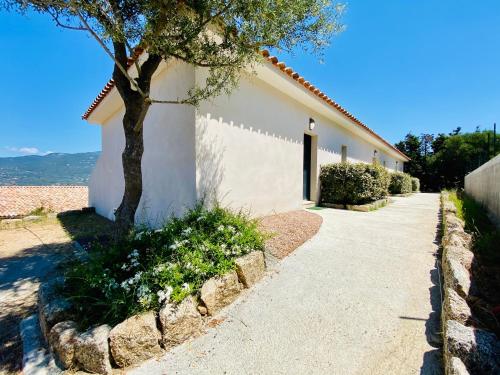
[
  {"xmin": 114, "ymin": 98, "xmax": 149, "ymax": 231},
  {"xmin": 111, "ymin": 42, "xmax": 162, "ymax": 233}
]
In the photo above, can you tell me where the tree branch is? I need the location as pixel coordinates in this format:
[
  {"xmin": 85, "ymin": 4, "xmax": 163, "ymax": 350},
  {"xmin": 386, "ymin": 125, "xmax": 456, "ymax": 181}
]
[
  {"xmin": 47, "ymin": 8, "xmax": 87, "ymax": 31},
  {"xmin": 74, "ymin": 9, "xmax": 146, "ymax": 97}
]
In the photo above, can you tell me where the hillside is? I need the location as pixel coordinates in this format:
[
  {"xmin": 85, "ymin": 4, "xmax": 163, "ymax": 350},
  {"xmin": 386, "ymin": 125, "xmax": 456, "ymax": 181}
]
[{"xmin": 0, "ymin": 152, "xmax": 100, "ymax": 186}]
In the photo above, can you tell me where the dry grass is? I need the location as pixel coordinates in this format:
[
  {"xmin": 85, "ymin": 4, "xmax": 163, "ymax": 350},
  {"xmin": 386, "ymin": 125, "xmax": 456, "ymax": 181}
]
[{"xmin": 259, "ymin": 210, "xmax": 323, "ymax": 259}]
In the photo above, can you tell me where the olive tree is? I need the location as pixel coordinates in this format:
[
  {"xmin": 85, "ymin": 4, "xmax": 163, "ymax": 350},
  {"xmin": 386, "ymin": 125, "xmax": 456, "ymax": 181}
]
[{"xmin": 5, "ymin": 0, "xmax": 344, "ymax": 231}]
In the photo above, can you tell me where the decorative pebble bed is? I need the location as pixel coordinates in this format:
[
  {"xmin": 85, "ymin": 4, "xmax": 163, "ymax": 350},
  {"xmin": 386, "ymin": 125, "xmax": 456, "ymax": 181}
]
[{"xmin": 259, "ymin": 210, "xmax": 323, "ymax": 259}]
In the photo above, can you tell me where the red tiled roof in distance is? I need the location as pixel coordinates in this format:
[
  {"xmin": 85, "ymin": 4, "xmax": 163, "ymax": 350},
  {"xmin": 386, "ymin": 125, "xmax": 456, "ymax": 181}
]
[{"xmin": 82, "ymin": 48, "xmax": 409, "ymax": 161}]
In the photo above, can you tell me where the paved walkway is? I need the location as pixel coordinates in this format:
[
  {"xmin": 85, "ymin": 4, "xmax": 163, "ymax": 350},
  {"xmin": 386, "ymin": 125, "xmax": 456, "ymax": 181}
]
[
  {"xmin": 130, "ymin": 193, "xmax": 443, "ymax": 375},
  {"xmin": 0, "ymin": 221, "xmax": 72, "ymax": 374}
]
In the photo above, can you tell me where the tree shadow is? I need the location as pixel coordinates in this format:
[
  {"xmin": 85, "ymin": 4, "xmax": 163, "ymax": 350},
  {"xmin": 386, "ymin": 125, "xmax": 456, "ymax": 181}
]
[
  {"xmin": 419, "ymin": 206, "xmax": 444, "ymax": 375},
  {"xmin": 56, "ymin": 210, "xmax": 118, "ymax": 249},
  {"xmin": 0, "ymin": 239, "xmax": 73, "ymax": 374}
]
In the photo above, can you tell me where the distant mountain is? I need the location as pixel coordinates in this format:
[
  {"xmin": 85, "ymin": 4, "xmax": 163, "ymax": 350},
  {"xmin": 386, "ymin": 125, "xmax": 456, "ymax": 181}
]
[{"xmin": 0, "ymin": 152, "xmax": 100, "ymax": 186}]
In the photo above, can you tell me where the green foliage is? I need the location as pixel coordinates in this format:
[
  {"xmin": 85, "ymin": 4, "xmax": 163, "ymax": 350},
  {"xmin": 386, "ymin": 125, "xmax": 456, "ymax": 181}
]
[
  {"xmin": 411, "ymin": 177, "xmax": 420, "ymax": 192},
  {"xmin": 389, "ymin": 172, "xmax": 412, "ymax": 194},
  {"xmin": 6, "ymin": 0, "xmax": 345, "ymax": 106},
  {"xmin": 62, "ymin": 203, "xmax": 266, "ymax": 328},
  {"xmin": 447, "ymin": 190, "xmax": 499, "ymax": 263},
  {"xmin": 320, "ymin": 162, "xmax": 390, "ymax": 205},
  {"xmin": 396, "ymin": 129, "xmax": 499, "ymax": 191},
  {"xmin": 27, "ymin": 206, "xmax": 51, "ymax": 216}
]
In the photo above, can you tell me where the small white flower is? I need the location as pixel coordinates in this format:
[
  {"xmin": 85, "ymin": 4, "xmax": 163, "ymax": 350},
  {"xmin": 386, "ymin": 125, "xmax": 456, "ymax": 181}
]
[
  {"xmin": 182, "ymin": 227, "xmax": 193, "ymax": 236},
  {"xmin": 217, "ymin": 225, "xmax": 225, "ymax": 232},
  {"xmin": 134, "ymin": 232, "xmax": 145, "ymax": 240},
  {"xmin": 227, "ymin": 225, "xmax": 236, "ymax": 233},
  {"xmin": 182, "ymin": 283, "xmax": 190, "ymax": 291},
  {"xmin": 128, "ymin": 249, "xmax": 139, "ymax": 258},
  {"xmin": 120, "ymin": 281, "xmax": 130, "ymax": 291},
  {"xmin": 157, "ymin": 286, "xmax": 173, "ymax": 304}
]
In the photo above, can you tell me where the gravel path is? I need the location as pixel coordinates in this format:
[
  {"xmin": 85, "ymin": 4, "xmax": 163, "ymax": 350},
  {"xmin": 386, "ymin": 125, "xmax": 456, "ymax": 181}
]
[
  {"xmin": 259, "ymin": 210, "xmax": 322, "ymax": 259},
  {"xmin": 0, "ymin": 222, "xmax": 72, "ymax": 374},
  {"xmin": 130, "ymin": 193, "xmax": 443, "ymax": 375}
]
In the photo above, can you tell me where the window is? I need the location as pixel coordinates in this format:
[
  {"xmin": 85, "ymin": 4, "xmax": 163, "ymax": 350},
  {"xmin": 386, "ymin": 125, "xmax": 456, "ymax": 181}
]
[
  {"xmin": 395, "ymin": 161, "xmax": 399, "ymax": 171},
  {"xmin": 383, "ymin": 160, "xmax": 386, "ymax": 168},
  {"xmin": 341, "ymin": 145, "xmax": 347, "ymax": 162}
]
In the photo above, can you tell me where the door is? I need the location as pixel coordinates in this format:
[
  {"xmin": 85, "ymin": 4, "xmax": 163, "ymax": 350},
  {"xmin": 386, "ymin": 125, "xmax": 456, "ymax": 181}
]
[{"xmin": 303, "ymin": 134, "xmax": 312, "ymax": 200}]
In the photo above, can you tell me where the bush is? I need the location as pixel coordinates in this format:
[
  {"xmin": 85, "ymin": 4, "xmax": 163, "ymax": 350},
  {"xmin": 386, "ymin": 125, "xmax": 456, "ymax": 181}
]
[
  {"xmin": 62, "ymin": 203, "xmax": 266, "ymax": 328},
  {"xmin": 411, "ymin": 177, "xmax": 420, "ymax": 192},
  {"xmin": 320, "ymin": 162, "xmax": 390, "ymax": 205},
  {"xmin": 389, "ymin": 172, "xmax": 412, "ymax": 194}
]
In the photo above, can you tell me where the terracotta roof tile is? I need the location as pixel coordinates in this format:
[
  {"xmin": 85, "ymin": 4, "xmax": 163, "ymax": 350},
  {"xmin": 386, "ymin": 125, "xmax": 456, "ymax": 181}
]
[{"xmin": 0, "ymin": 186, "xmax": 88, "ymax": 218}]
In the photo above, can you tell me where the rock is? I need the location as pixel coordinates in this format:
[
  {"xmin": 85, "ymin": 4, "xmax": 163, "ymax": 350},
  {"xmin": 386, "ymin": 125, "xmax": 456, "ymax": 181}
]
[
  {"xmin": 23, "ymin": 215, "xmax": 42, "ymax": 222},
  {"xmin": 444, "ymin": 201, "xmax": 458, "ymax": 214},
  {"xmin": 445, "ymin": 245, "xmax": 474, "ymax": 271},
  {"xmin": 1, "ymin": 218, "xmax": 22, "ymax": 226},
  {"xmin": 346, "ymin": 204, "xmax": 369, "ymax": 212},
  {"xmin": 443, "ymin": 233, "xmax": 473, "ymax": 253},
  {"xmin": 443, "ymin": 255, "xmax": 471, "ymax": 298},
  {"xmin": 447, "ymin": 357, "xmax": 470, "ymax": 375},
  {"xmin": 445, "ymin": 320, "xmax": 500, "ymax": 374},
  {"xmin": 75, "ymin": 324, "xmax": 112, "ymax": 375},
  {"xmin": 197, "ymin": 305, "xmax": 208, "ymax": 315},
  {"xmin": 38, "ymin": 278, "xmax": 72, "ymax": 342},
  {"xmin": 235, "ymin": 251, "xmax": 266, "ymax": 288},
  {"xmin": 48, "ymin": 321, "xmax": 78, "ymax": 369},
  {"xmin": 445, "ymin": 214, "xmax": 465, "ymax": 233},
  {"xmin": 159, "ymin": 297, "xmax": 203, "ymax": 348},
  {"xmin": 443, "ymin": 288, "xmax": 472, "ymax": 325},
  {"xmin": 109, "ymin": 311, "xmax": 162, "ymax": 368},
  {"xmin": 200, "ymin": 271, "xmax": 242, "ymax": 315}
]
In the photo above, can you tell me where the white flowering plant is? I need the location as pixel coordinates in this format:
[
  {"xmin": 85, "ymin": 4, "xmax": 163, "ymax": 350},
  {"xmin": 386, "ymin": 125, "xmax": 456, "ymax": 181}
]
[{"xmin": 62, "ymin": 202, "xmax": 266, "ymax": 328}]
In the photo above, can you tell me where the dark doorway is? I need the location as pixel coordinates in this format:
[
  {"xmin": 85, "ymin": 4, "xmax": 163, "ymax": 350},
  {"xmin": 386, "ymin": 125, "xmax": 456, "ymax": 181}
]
[{"xmin": 303, "ymin": 134, "xmax": 312, "ymax": 200}]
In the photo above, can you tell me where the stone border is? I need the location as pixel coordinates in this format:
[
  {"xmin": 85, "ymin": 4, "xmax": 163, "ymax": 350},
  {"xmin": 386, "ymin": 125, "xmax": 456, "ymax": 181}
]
[
  {"xmin": 322, "ymin": 198, "xmax": 391, "ymax": 212},
  {"xmin": 440, "ymin": 192, "xmax": 500, "ymax": 374},
  {"xmin": 390, "ymin": 193, "xmax": 413, "ymax": 197},
  {"xmin": 24, "ymin": 250, "xmax": 267, "ymax": 374}
]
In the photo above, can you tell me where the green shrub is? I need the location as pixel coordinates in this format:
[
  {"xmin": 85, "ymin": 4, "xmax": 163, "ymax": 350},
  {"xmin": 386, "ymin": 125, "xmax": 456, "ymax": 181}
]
[
  {"xmin": 62, "ymin": 203, "xmax": 266, "ymax": 328},
  {"xmin": 411, "ymin": 177, "xmax": 420, "ymax": 192},
  {"xmin": 447, "ymin": 190, "xmax": 500, "ymax": 265},
  {"xmin": 320, "ymin": 162, "xmax": 390, "ymax": 205},
  {"xmin": 389, "ymin": 172, "xmax": 412, "ymax": 194}
]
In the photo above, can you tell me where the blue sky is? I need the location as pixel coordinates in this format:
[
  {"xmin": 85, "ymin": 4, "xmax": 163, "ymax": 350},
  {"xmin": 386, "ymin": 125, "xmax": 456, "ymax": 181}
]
[{"xmin": 1, "ymin": 1, "xmax": 499, "ymax": 157}]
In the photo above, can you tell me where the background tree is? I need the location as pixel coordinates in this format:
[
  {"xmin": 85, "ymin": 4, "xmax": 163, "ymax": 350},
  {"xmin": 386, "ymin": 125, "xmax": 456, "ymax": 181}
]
[
  {"xmin": 5, "ymin": 0, "xmax": 345, "ymax": 230},
  {"xmin": 395, "ymin": 133, "xmax": 422, "ymax": 176},
  {"xmin": 396, "ymin": 128, "xmax": 498, "ymax": 191}
]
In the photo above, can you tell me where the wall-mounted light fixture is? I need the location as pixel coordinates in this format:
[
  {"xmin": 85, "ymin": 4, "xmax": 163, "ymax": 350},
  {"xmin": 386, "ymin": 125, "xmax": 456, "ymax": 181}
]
[
  {"xmin": 309, "ymin": 118, "xmax": 316, "ymax": 131},
  {"xmin": 373, "ymin": 150, "xmax": 378, "ymax": 157}
]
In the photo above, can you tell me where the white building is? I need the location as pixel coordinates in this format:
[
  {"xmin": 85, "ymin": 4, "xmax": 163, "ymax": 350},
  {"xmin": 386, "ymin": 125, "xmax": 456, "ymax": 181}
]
[{"xmin": 84, "ymin": 51, "xmax": 409, "ymax": 226}]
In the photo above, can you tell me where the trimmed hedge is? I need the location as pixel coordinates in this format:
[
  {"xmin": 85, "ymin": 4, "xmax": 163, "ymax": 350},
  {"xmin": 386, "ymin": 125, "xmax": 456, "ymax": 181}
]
[
  {"xmin": 320, "ymin": 163, "xmax": 390, "ymax": 205},
  {"xmin": 389, "ymin": 172, "xmax": 412, "ymax": 194},
  {"xmin": 411, "ymin": 177, "xmax": 420, "ymax": 192}
]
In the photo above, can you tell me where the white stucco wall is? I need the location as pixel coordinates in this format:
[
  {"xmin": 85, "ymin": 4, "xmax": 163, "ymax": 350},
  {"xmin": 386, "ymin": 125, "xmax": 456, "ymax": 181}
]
[
  {"xmin": 195, "ymin": 70, "xmax": 403, "ymax": 216},
  {"xmin": 89, "ymin": 58, "xmax": 406, "ymax": 225},
  {"xmin": 89, "ymin": 61, "xmax": 197, "ymax": 226},
  {"xmin": 465, "ymin": 154, "xmax": 500, "ymax": 223}
]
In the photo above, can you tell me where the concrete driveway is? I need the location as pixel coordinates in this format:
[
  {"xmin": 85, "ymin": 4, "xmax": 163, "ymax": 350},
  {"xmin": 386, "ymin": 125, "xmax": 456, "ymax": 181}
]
[{"xmin": 130, "ymin": 193, "xmax": 442, "ymax": 375}]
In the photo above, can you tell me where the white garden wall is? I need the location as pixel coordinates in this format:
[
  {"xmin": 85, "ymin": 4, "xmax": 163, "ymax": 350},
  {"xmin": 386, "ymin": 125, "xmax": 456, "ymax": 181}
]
[{"xmin": 465, "ymin": 154, "xmax": 500, "ymax": 222}]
